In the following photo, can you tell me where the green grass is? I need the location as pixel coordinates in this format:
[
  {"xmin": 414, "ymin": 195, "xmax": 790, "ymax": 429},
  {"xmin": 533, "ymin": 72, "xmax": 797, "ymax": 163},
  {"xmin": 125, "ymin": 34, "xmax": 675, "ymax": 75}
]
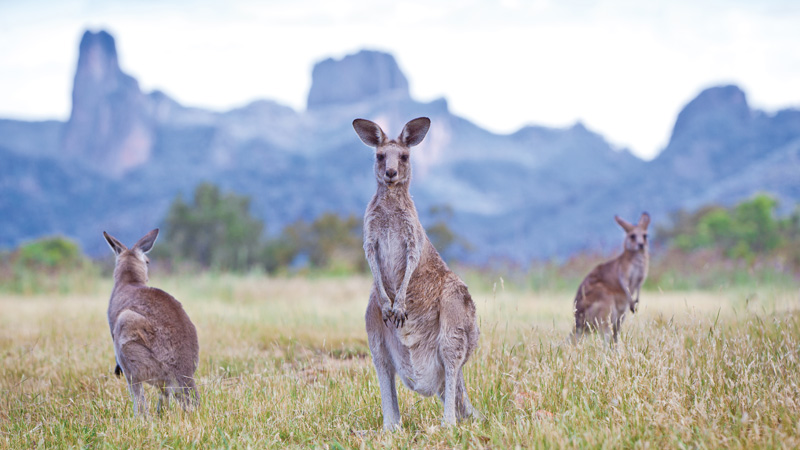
[{"xmin": 1, "ymin": 273, "xmax": 799, "ymax": 448}]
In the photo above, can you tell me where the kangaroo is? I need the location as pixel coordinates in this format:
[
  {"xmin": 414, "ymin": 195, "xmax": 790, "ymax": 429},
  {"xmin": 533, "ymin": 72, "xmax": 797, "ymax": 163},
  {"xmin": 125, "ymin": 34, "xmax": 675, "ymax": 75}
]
[
  {"xmin": 352, "ymin": 117, "xmax": 480, "ymax": 430},
  {"xmin": 573, "ymin": 212, "xmax": 650, "ymax": 343},
  {"xmin": 103, "ymin": 229, "xmax": 200, "ymax": 417}
]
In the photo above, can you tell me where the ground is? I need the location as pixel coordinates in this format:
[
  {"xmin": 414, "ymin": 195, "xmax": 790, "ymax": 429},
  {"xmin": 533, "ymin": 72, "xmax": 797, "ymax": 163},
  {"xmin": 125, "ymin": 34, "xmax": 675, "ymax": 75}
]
[{"xmin": 1, "ymin": 274, "xmax": 798, "ymax": 448}]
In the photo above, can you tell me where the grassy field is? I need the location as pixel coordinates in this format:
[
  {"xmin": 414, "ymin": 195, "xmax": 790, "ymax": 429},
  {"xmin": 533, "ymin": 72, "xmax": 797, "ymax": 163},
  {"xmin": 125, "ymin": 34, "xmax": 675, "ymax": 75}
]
[{"xmin": 1, "ymin": 273, "xmax": 799, "ymax": 449}]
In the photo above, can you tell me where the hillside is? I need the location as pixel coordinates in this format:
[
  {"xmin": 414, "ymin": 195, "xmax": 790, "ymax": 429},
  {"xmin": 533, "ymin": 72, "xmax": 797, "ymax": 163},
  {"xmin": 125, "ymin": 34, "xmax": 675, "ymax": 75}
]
[{"xmin": 1, "ymin": 30, "xmax": 798, "ymax": 262}]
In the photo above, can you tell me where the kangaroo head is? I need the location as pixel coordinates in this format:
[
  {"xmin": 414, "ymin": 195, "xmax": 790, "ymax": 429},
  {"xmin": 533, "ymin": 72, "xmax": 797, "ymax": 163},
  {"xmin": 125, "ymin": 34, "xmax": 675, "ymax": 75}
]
[
  {"xmin": 615, "ymin": 212, "xmax": 650, "ymax": 252},
  {"xmin": 352, "ymin": 117, "xmax": 431, "ymax": 188},
  {"xmin": 103, "ymin": 229, "xmax": 159, "ymax": 284}
]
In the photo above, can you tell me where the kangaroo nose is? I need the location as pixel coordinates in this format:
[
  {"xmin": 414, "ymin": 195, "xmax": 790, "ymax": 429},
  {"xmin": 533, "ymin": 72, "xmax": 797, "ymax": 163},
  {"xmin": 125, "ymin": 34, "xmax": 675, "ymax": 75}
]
[
  {"xmin": 638, "ymin": 243, "xmax": 644, "ymax": 250},
  {"xmin": 385, "ymin": 169, "xmax": 397, "ymax": 178}
]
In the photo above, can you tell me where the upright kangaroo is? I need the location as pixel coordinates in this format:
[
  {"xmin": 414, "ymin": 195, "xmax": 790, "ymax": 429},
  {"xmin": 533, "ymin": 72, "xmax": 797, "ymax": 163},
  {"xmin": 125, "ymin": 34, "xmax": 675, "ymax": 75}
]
[
  {"xmin": 573, "ymin": 212, "xmax": 650, "ymax": 342},
  {"xmin": 353, "ymin": 117, "xmax": 480, "ymax": 430},
  {"xmin": 104, "ymin": 229, "xmax": 200, "ymax": 416}
]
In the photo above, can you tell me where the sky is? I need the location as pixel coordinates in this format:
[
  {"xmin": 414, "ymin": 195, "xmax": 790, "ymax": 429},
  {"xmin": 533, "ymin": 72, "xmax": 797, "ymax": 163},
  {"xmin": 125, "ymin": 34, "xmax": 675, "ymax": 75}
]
[{"xmin": 1, "ymin": 0, "xmax": 799, "ymax": 160}]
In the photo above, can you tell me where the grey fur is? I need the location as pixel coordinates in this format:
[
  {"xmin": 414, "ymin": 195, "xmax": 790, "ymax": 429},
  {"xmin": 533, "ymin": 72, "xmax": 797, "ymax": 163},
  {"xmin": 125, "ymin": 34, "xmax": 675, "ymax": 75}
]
[
  {"xmin": 103, "ymin": 229, "xmax": 200, "ymax": 417},
  {"xmin": 573, "ymin": 212, "xmax": 650, "ymax": 343},
  {"xmin": 353, "ymin": 117, "xmax": 481, "ymax": 430}
]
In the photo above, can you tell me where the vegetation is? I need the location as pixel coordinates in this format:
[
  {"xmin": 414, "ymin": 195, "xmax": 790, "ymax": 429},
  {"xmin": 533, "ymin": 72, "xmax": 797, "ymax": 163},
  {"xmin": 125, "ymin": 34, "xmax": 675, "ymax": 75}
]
[
  {"xmin": 0, "ymin": 236, "xmax": 98, "ymax": 294},
  {"xmin": 426, "ymin": 204, "xmax": 470, "ymax": 262},
  {"xmin": 160, "ymin": 182, "xmax": 265, "ymax": 271},
  {"xmin": 157, "ymin": 183, "xmax": 366, "ymax": 274},
  {"xmin": 2, "ymin": 188, "xmax": 799, "ymax": 447},
  {"xmin": 158, "ymin": 183, "xmax": 468, "ymax": 275},
  {"xmin": 1, "ymin": 275, "xmax": 798, "ymax": 448},
  {"xmin": 656, "ymin": 193, "xmax": 799, "ymax": 263},
  {"xmin": 277, "ymin": 212, "xmax": 366, "ymax": 274},
  {"xmin": 644, "ymin": 193, "xmax": 800, "ymax": 290}
]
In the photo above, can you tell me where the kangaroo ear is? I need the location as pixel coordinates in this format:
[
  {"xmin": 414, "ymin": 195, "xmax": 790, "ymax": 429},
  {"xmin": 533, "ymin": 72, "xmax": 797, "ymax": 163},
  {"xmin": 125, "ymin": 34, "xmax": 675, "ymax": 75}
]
[
  {"xmin": 638, "ymin": 212, "xmax": 651, "ymax": 229},
  {"xmin": 398, "ymin": 117, "xmax": 431, "ymax": 147},
  {"xmin": 353, "ymin": 119, "xmax": 387, "ymax": 148},
  {"xmin": 133, "ymin": 229, "xmax": 159, "ymax": 254},
  {"xmin": 103, "ymin": 231, "xmax": 127, "ymax": 256},
  {"xmin": 614, "ymin": 215, "xmax": 634, "ymax": 232}
]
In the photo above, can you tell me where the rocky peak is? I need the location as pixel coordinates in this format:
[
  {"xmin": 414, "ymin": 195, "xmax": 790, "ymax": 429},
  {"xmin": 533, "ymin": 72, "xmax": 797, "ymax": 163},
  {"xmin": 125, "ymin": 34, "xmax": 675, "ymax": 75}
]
[
  {"xmin": 61, "ymin": 30, "xmax": 154, "ymax": 177},
  {"xmin": 306, "ymin": 50, "xmax": 410, "ymax": 110},
  {"xmin": 76, "ymin": 30, "xmax": 119, "ymax": 84},
  {"xmin": 654, "ymin": 85, "xmax": 794, "ymax": 184},
  {"xmin": 668, "ymin": 85, "xmax": 751, "ymax": 144}
]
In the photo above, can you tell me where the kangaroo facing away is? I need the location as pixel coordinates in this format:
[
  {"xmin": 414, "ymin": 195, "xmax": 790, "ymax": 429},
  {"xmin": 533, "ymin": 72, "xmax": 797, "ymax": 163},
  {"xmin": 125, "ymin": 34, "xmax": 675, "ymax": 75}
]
[
  {"xmin": 352, "ymin": 117, "xmax": 481, "ymax": 430},
  {"xmin": 103, "ymin": 229, "xmax": 200, "ymax": 416},
  {"xmin": 573, "ymin": 212, "xmax": 650, "ymax": 342}
]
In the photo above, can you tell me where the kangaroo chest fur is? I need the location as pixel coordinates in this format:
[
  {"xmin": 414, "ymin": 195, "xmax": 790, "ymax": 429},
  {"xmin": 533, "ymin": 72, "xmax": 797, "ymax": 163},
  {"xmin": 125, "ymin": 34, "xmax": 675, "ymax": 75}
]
[
  {"xmin": 376, "ymin": 223, "xmax": 423, "ymax": 297},
  {"xmin": 608, "ymin": 251, "xmax": 648, "ymax": 318},
  {"xmin": 377, "ymin": 228, "xmax": 404, "ymax": 292},
  {"xmin": 622, "ymin": 251, "xmax": 648, "ymax": 295},
  {"xmin": 369, "ymin": 194, "xmax": 423, "ymax": 297}
]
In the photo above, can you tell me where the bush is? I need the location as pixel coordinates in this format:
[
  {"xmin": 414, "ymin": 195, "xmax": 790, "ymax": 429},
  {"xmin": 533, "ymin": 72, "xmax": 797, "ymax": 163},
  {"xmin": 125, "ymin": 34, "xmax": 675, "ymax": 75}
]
[
  {"xmin": 16, "ymin": 236, "xmax": 84, "ymax": 268},
  {"xmin": 659, "ymin": 193, "xmax": 793, "ymax": 263},
  {"xmin": 0, "ymin": 236, "xmax": 98, "ymax": 294},
  {"xmin": 278, "ymin": 212, "xmax": 366, "ymax": 274},
  {"xmin": 651, "ymin": 193, "xmax": 800, "ymax": 287},
  {"xmin": 160, "ymin": 183, "xmax": 264, "ymax": 271}
]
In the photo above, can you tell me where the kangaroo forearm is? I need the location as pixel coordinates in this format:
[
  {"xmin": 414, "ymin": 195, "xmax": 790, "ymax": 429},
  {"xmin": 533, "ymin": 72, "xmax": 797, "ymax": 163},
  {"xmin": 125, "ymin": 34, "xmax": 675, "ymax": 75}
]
[
  {"xmin": 365, "ymin": 245, "xmax": 391, "ymax": 304},
  {"xmin": 618, "ymin": 273, "xmax": 633, "ymax": 302},
  {"xmin": 370, "ymin": 263, "xmax": 390, "ymax": 302},
  {"xmin": 396, "ymin": 245, "xmax": 420, "ymax": 304},
  {"xmin": 397, "ymin": 266, "xmax": 414, "ymax": 306}
]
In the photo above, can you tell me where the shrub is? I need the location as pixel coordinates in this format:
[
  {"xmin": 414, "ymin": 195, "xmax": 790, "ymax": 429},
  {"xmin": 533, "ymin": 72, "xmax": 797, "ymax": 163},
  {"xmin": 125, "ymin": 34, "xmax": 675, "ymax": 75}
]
[{"xmin": 0, "ymin": 236, "xmax": 98, "ymax": 294}]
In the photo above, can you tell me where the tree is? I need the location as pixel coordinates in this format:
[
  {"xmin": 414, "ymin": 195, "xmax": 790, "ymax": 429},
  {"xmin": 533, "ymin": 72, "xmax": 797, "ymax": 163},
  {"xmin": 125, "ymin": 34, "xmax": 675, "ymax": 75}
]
[
  {"xmin": 733, "ymin": 194, "xmax": 781, "ymax": 254},
  {"xmin": 425, "ymin": 204, "xmax": 469, "ymax": 262},
  {"xmin": 161, "ymin": 183, "xmax": 264, "ymax": 271},
  {"xmin": 662, "ymin": 193, "xmax": 784, "ymax": 260},
  {"xmin": 278, "ymin": 212, "xmax": 365, "ymax": 272}
]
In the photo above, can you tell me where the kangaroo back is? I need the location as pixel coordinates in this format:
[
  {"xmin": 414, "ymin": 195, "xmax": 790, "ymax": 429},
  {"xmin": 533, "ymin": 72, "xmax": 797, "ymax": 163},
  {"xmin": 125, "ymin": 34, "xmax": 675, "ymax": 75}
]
[{"xmin": 104, "ymin": 229, "xmax": 200, "ymax": 417}]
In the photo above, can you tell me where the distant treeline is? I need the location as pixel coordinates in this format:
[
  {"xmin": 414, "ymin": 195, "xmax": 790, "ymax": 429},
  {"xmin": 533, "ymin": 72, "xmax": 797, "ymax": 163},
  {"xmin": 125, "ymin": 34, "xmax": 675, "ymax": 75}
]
[
  {"xmin": 640, "ymin": 193, "xmax": 800, "ymax": 289},
  {"xmin": 1, "ymin": 186, "xmax": 798, "ymax": 294},
  {"xmin": 656, "ymin": 194, "xmax": 800, "ymax": 263},
  {"xmin": 150, "ymin": 182, "xmax": 364, "ymax": 273},
  {"xmin": 150, "ymin": 183, "xmax": 463, "ymax": 274},
  {"xmin": 650, "ymin": 193, "xmax": 800, "ymax": 281}
]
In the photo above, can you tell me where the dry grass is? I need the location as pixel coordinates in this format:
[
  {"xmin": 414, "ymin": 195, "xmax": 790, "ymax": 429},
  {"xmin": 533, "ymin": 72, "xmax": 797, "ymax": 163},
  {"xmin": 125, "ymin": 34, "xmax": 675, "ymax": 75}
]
[{"xmin": 1, "ymin": 273, "xmax": 799, "ymax": 449}]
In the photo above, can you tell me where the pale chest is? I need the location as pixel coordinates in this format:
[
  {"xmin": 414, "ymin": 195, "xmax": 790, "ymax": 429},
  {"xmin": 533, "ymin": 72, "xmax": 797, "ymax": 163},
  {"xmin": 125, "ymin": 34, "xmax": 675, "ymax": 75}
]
[
  {"xmin": 377, "ymin": 228, "xmax": 407, "ymax": 275},
  {"xmin": 625, "ymin": 254, "xmax": 648, "ymax": 288}
]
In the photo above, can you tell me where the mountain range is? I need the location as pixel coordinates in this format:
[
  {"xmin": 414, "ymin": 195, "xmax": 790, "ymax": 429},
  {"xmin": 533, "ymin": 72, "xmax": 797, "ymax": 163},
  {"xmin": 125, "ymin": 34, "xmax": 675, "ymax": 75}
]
[{"xmin": 1, "ymin": 29, "xmax": 799, "ymax": 263}]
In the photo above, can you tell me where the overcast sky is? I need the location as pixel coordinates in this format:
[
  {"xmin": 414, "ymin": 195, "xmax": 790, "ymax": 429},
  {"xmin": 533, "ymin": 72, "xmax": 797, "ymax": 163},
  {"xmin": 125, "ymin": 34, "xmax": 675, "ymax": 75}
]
[{"xmin": 1, "ymin": 0, "xmax": 798, "ymax": 159}]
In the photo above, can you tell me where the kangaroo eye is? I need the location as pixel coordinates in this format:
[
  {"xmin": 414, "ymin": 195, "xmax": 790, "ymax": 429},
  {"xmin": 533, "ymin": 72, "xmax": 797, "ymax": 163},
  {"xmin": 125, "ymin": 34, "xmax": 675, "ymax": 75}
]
[
  {"xmin": 630, "ymin": 235, "xmax": 635, "ymax": 240},
  {"xmin": 643, "ymin": 234, "xmax": 648, "ymax": 240},
  {"xmin": 400, "ymin": 154, "xmax": 409, "ymax": 162},
  {"xmin": 376, "ymin": 154, "xmax": 385, "ymax": 162}
]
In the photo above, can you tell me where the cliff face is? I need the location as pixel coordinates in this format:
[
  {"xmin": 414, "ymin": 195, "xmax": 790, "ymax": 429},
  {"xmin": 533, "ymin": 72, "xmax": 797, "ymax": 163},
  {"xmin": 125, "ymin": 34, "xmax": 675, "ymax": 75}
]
[
  {"xmin": 1, "ymin": 30, "xmax": 798, "ymax": 261},
  {"xmin": 61, "ymin": 30, "xmax": 154, "ymax": 177},
  {"xmin": 307, "ymin": 50, "xmax": 411, "ymax": 109}
]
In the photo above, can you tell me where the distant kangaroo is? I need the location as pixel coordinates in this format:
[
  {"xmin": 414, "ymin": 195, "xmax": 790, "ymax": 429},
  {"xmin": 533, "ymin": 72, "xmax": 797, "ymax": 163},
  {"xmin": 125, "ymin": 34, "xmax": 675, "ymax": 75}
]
[
  {"xmin": 353, "ymin": 117, "xmax": 480, "ymax": 430},
  {"xmin": 573, "ymin": 213, "xmax": 650, "ymax": 342},
  {"xmin": 103, "ymin": 229, "xmax": 200, "ymax": 416}
]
